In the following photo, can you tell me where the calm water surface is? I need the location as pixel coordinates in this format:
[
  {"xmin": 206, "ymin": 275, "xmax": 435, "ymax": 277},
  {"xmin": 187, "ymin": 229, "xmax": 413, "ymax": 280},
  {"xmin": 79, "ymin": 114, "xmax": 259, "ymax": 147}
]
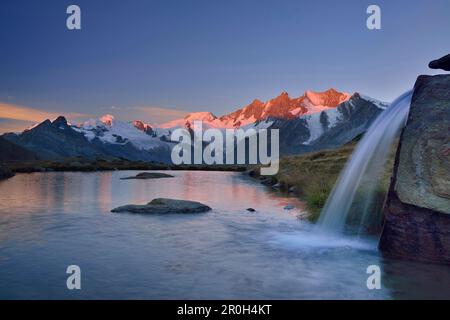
[{"xmin": 0, "ymin": 171, "xmax": 449, "ymax": 299}]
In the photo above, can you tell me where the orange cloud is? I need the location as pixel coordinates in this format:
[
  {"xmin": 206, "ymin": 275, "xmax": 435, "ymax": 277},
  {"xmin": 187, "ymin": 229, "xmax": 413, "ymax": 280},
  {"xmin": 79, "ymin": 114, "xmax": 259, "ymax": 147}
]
[
  {"xmin": 0, "ymin": 102, "xmax": 89, "ymax": 123},
  {"xmin": 0, "ymin": 119, "xmax": 34, "ymax": 134},
  {"xmin": 0, "ymin": 102, "xmax": 92, "ymax": 134},
  {"xmin": 117, "ymin": 106, "xmax": 190, "ymax": 124}
]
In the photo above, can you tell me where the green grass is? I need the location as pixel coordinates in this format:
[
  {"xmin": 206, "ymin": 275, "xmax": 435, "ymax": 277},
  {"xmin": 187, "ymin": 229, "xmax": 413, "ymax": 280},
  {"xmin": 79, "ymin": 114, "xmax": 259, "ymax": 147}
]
[{"xmin": 249, "ymin": 143, "xmax": 355, "ymax": 219}]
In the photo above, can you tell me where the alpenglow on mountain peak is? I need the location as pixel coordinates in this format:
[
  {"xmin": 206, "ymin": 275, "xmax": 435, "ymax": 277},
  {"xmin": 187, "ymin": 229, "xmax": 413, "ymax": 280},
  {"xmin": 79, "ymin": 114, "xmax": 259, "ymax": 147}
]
[
  {"xmin": 1, "ymin": 88, "xmax": 388, "ymax": 163},
  {"xmin": 216, "ymin": 88, "xmax": 352, "ymax": 127},
  {"xmin": 85, "ymin": 88, "xmax": 354, "ymax": 130}
]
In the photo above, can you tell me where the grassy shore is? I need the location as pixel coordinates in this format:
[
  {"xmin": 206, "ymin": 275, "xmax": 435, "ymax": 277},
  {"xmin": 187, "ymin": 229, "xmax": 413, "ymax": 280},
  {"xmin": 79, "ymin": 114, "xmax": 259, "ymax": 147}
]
[
  {"xmin": 249, "ymin": 140, "xmax": 396, "ymax": 231},
  {"xmin": 249, "ymin": 143, "xmax": 355, "ymax": 221}
]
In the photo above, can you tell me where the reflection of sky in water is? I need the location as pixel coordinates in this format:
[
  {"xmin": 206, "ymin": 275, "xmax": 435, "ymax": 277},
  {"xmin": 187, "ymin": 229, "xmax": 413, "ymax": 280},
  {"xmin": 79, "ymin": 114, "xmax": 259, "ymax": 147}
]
[{"xmin": 0, "ymin": 171, "xmax": 449, "ymax": 299}]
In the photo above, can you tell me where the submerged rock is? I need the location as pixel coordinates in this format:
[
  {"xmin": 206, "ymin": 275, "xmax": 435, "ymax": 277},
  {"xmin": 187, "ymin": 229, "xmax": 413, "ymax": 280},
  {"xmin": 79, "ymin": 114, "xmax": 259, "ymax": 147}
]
[
  {"xmin": 284, "ymin": 204, "xmax": 295, "ymax": 210},
  {"xmin": 111, "ymin": 198, "xmax": 211, "ymax": 214},
  {"xmin": 429, "ymin": 54, "xmax": 450, "ymax": 71},
  {"xmin": 120, "ymin": 172, "xmax": 174, "ymax": 180},
  {"xmin": 379, "ymin": 74, "xmax": 450, "ymax": 265},
  {"xmin": 0, "ymin": 165, "xmax": 14, "ymax": 180}
]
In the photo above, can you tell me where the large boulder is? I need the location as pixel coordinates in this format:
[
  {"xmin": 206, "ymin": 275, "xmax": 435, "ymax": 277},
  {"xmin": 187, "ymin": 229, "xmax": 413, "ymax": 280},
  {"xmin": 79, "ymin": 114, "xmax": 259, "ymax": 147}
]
[
  {"xmin": 111, "ymin": 198, "xmax": 211, "ymax": 214},
  {"xmin": 379, "ymin": 74, "xmax": 450, "ymax": 264}
]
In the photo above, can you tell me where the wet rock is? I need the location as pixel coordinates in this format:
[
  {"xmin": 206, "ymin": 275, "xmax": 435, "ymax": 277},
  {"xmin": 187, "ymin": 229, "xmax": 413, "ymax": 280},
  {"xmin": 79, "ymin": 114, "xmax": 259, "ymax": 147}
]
[
  {"xmin": 259, "ymin": 176, "xmax": 273, "ymax": 186},
  {"xmin": 379, "ymin": 192, "xmax": 450, "ymax": 264},
  {"xmin": 246, "ymin": 208, "xmax": 256, "ymax": 212},
  {"xmin": 296, "ymin": 211, "xmax": 310, "ymax": 220},
  {"xmin": 379, "ymin": 74, "xmax": 450, "ymax": 265},
  {"xmin": 288, "ymin": 186, "xmax": 298, "ymax": 193},
  {"xmin": 272, "ymin": 183, "xmax": 281, "ymax": 189},
  {"xmin": 429, "ymin": 54, "xmax": 450, "ymax": 71},
  {"xmin": 0, "ymin": 165, "xmax": 14, "ymax": 180},
  {"xmin": 111, "ymin": 198, "xmax": 211, "ymax": 214},
  {"xmin": 120, "ymin": 172, "xmax": 174, "ymax": 180},
  {"xmin": 284, "ymin": 204, "xmax": 295, "ymax": 210}
]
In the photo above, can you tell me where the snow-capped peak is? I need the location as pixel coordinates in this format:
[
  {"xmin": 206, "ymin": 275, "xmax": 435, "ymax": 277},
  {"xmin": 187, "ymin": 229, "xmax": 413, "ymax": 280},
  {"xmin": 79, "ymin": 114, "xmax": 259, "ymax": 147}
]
[
  {"xmin": 100, "ymin": 114, "xmax": 114, "ymax": 126},
  {"xmin": 159, "ymin": 111, "xmax": 223, "ymax": 129},
  {"xmin": 133, "ymin": 120, "xmax": 152, "ymax": 132},
  {"xmin": 216, "ymin": 89, "xmax": 353, "ymax": 128},
  {"xmin": 74, "ymin": 115, "xmax": 168, "ymax": 151},
  {"xmin": 359, "ymin": 94, "xmax": 389, "ymax": 109},
  {"xmin": 184, "ymin": 112, "xmax": 218, "ymax": 122},
  {"xmin": 304, "ymin": 89, "xmax": 351, "ymax": 107}
]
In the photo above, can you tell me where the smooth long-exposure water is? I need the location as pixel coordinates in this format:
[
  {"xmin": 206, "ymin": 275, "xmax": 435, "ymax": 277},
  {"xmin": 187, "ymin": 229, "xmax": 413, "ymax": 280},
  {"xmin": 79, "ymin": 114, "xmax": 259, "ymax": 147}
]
[
  {"xmin": 0, "ymin": 171, "xmax": 449, "ymax": 299},
  {"xmin": 319, "ymin": 90, "xmax": 414, "ymax": 234}
]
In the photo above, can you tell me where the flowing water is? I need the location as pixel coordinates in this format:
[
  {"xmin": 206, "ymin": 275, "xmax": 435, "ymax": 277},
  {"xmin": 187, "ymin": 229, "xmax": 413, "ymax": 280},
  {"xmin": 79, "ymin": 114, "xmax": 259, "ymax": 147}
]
[
  {"xmin": 0, "ymin": 170, "xmax": 449, "ymax": 299},
  {"xmin": 318, "ymin": 90, "xmax": 414, "ymax": 234}
]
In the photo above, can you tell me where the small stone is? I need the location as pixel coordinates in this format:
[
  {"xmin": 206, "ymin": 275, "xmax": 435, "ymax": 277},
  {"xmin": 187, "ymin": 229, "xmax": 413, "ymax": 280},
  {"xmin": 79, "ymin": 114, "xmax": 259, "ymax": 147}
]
[
  {"xmin": 284, "ymin": 204, "xmax": 295, "ymax": 210},
  {"xmin": 246, "ymin": 208, "xmax": 256, "ymax": 212}
]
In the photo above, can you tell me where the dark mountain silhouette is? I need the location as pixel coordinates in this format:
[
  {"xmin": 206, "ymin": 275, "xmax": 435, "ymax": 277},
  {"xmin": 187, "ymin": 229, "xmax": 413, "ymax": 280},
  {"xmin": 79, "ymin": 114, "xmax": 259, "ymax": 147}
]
[{"xmin": 0, "ymin": 136, "xmax": 37, "ymax": 161}]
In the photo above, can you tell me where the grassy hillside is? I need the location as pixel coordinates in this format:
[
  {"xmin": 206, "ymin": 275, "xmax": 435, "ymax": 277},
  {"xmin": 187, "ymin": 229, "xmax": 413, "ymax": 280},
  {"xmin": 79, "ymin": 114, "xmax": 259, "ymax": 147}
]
[{"xmin": 254, "ymin": 143, "xmax": 355, "ymax": 221}]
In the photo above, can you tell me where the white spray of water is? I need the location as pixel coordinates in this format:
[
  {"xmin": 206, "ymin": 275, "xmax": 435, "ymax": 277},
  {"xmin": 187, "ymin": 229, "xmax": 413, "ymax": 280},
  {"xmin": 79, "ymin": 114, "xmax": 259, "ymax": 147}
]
[{"xmin": 318, "ymin": 90, "xmax": 413, "ymax": 234}]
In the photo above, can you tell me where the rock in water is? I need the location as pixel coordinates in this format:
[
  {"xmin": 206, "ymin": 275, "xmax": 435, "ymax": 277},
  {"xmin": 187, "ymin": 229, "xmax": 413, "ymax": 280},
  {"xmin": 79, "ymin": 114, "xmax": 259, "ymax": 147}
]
[
  {"xmin": 0, "ymin": 165, "xmax": 14, "ymax": 180},
  {"xmin": 379, "ymin": 74, "xmax": 450, "ymax": 265},
  {"xmin": 429, "ymin": 54, "xmax": 450, "ymax": 71},
  {"xmin": 120, "ymin": 172, "xmax": 174, "ymax": 180},
  {"xmin": 111, "ymin": 198, "xmax": 211, "ymax": 214}
]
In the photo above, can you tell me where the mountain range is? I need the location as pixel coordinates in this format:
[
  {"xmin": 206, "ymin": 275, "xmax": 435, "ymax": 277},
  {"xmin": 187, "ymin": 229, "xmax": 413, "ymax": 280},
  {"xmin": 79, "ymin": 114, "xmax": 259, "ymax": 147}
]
[{"xmin": 0, "ymin": 89, "xmax": 388, "ymax": 163}]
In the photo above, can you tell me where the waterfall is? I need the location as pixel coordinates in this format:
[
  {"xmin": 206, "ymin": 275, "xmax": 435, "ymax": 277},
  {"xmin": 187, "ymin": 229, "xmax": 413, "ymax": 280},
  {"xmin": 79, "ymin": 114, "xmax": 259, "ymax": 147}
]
[{"xmin": 317, "ymin": 90, "xmax": 413, "ymax": 234}]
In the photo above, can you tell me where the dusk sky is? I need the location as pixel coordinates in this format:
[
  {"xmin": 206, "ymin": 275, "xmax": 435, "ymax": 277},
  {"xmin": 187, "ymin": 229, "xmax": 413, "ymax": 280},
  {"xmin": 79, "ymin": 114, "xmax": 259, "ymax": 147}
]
[{"xmin": 1, "ymin": 0, "xmax": 449, "ymax": 132}]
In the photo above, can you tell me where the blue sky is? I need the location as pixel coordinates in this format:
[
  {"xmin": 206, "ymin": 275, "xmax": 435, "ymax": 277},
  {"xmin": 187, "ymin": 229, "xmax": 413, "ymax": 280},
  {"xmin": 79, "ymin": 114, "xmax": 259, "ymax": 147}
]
[{"xmin": 0, "ymin": 0, "xmax": 449, "ymax": 131}]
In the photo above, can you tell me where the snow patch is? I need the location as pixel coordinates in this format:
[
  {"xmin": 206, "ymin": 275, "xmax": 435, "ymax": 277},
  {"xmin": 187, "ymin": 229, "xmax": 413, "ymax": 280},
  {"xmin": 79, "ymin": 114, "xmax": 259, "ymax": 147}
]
[
  {"xmin": 360, "ymin": 94, "xmax": 389, "ymax": 109},
  {"xmin": 76, "ymin": 115, "xmax": 168, "ymax": 151}
]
